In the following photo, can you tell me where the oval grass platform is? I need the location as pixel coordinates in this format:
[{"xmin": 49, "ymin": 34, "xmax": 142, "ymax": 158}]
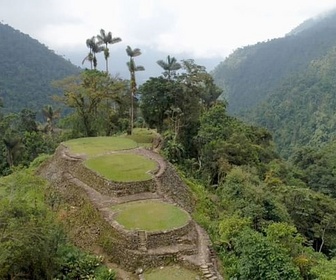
[
  {"xmin": 112, "ymin": 200, "xmax": 190, "ymax": 231},
  {"xmin": 85, "ymin": 153, "xmax": 157, "ymax": 182},
  {"xmin": 63, "ymin": 136, "xmax": 138, "ymax": 157}
]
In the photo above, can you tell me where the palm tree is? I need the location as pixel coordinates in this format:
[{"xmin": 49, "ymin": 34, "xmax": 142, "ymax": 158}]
[
  {"xmin": 42, "ymin": 105, "xmax": 61, "ymax": 134},
  {"xmin": 82, "ymin": 37, "xmax": 95, "ymax": 69},
  {"xmin": 157, "ymin": 55, "xmax": 181, "ymax": 80},
  {"xmin": 97, "ymin": 29, "xmax": 122, "ymax": 74},
  {"xmin": 126, "ymin": 46, "xmax": 145, "ymax": 134},
  {"xmin": 82, "ymin": 36, "xmax": 104, "ymax": 70},
  {"xmin": 92, "ymin": 38, "xmax": 104, "ymax": 70}
]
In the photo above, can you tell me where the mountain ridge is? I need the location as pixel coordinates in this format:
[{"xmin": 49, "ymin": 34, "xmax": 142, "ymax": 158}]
[
  {"xmin": 212, "ymin": 9, "xmax": 336, "ymax": 115},
  {"xmin": 0, "ymin": 23, "xmax": 81, "ymax": 115},
  {"xmin": 211, "ymin": 9, "xmax": 336, "ymax": 156}
]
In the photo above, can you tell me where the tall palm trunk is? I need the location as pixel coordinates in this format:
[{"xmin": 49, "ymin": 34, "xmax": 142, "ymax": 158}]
[
  {"xmin": 97, "ymin": 29, "xmax": 122, "ymax": 74},
  {"xmin": 126, "ymin": 46, "xmax": 145, "ymax": 135}
]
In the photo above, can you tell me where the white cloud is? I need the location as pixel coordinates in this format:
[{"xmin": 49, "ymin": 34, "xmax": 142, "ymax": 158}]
[{"xmin": 1, "ymin": 0, "xmax": 336, "ymax": 59}]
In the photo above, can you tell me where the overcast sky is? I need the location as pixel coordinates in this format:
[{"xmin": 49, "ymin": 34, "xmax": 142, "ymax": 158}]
[{"xmin": 1, "ymin": 0, "xmax": 336, "ymax": 75}]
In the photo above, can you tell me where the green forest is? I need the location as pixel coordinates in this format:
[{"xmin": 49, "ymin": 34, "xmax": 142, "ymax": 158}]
[
  {"xmin": 212, "ymin": 10, "xmax": 336, "ymax": 116},
  {"xmin": 0, "ymin": 23, "xmax": 81, "ymax": 116},
  {"xmin": 212, "ymin": 10, "xmax": 336, "ymax": 158},
  {"xmin": 1, "ymin": 14, "xmax": 336, "ymax": 279}
]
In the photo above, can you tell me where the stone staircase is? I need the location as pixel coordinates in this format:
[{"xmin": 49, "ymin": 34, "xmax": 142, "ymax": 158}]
[
  {"xmin": 138, "ymin": 230, "xmax": 147, "ymax": 252},
  {"xmin": 200, "ymin": 263, "xmax": 218, "ymax": 280}
]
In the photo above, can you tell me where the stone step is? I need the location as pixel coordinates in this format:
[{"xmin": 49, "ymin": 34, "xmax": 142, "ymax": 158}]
[
  {"xmin": 147, "ymin": 244, "xmax": 196, "ymax": 255},
  {"xmin": 138, "ymin": 230, "xmax": 147, "ymax": 251},
  {"xmin": 116, "ymin": 192, "xmax": 160, "ymax": 203}
]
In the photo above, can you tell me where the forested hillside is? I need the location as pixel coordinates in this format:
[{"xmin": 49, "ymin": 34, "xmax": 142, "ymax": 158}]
[
  {"xmin": 0, "ymin": 23, "xmax": 81, "ymax": 115},
  {"xmin": 212, "ymin": 9, "xmax": 336, "ymax": 158},
  {"xmin": 212, "ymin": 9, "xmax": 336, "ymax": 115},
  {"xmin": 246, "ymin": 46, "xmax": 336, "ymax": 157},
  {"xmin": 1, "ymin": 20, "xmax": 336, "ymax": 279}
]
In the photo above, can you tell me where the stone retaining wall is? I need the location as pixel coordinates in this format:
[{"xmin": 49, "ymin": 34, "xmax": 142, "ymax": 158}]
[
  {"xmin": 72, "ymin": 163, "xmax": 157, "ymax": 196},
  {"xmin": 105, "ymin": 243, "xmax": 181, "ymax": 271},
  {"xmin": 50, "ymin": 145, "xmax": 157, "ymax": 196},
  {"xmin": 146, "ymin": 219, "xmax": 196, "ymax": 249},
  {"xmin": 157, "ymin": 162, "xmax": 196, "ymax": 213},
  {"xmin": 103, "ymin": 239, "xmax": 199, "ymax": 271},
  {"xmin": 108, "ymin": 214, "xmax": 196, "ymax": 250},
  {"xmin": 50, "ymin": 146, "xmax": 195, "ymax": 212}
]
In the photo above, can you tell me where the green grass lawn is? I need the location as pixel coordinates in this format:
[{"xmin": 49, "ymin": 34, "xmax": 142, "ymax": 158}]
[
  {"xmin": 63, "ymin": 137, "xmax": 138, "ymax": 157},
  {"xmin": 85, "ymin": 153, "xmax": 157, "ymax": 182},
  {"xmin": 144, "ymin": 265, "xmax": 201, "ymax": 280},
  {"xmin": 112, "ymin": 200, "xmax": 190, "ymax": 231}
]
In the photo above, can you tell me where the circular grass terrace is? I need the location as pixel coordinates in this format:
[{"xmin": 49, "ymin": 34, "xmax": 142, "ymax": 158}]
[
  {"xmin": 112, "ymin": 200, "xmax": 190, "ymax": 231},
  {"xmin": 63, "ymin": 136, "xmax": 138, "ymax": 157},
  {"xmin": 85, "ymin": 153, "xmax": 157, "ymax": 182},
  {"xmin": 144, "ymin": 265, "xmax": 201, "ymax": 280}
]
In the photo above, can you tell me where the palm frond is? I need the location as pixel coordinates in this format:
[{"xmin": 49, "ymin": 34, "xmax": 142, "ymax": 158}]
[
  {"xmin": 126, "ymin": 46, "xmax": 142, "ymax": 57},
  {"xmin": 135, "ymin": 66, "xmax": 145, "ymax": 71},
  {"xmin": 111, "ymin": 37, "xmax": 122, "ymax": 44},
  {"xmin": 82, "ymin": 53, "xmax": 93, "ymax": 65},
  {"xmin": 157, "ymin": 60, "xmax": 167, "ymax": 69},
  {"xmin": 86, "ymin": 36, "xmax": 96, "ymax": 49}
]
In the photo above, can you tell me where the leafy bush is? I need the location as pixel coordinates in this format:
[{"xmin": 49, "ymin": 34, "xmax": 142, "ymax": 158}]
[{"xmin": 55, "ymin": 246, "xmax": 116, "ymax": 280}]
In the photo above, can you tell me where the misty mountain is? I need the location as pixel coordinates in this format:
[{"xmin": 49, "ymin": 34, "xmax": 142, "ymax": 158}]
[
  {"xmin": 287, "ymin": 8, "xmax": 336, "ymax": 36},
  {"xmin": 212, "ymin": 9, "xmax": 336, "ymax": 157},
  {"xmin": 212, "ymin": 9, "xmax": 336, "ymax": 115},
  {"xmin": 0, "ymin": 23, "xmax": 81, "ymax": 115}
]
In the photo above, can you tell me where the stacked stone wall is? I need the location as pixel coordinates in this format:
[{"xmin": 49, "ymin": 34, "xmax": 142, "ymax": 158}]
[
  {"xmin": 72, "ymin": 163, "xmax": 156, "ymax": 196},
  {"xmin": 107, "ymin": 215, "xmax": 196, "ymax": 250},
  {"xmin": 157, "ymin": 162, "xmax": 195, "ymax": 213}
]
